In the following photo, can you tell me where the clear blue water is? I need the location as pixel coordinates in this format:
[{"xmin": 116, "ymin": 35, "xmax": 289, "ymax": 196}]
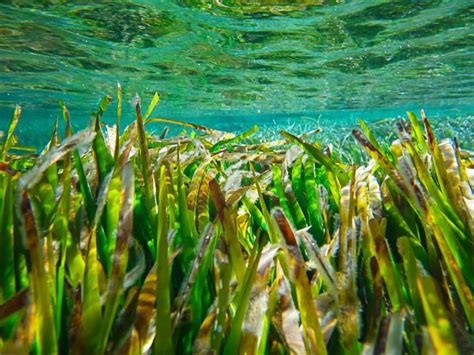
[{"xmin": 0, "ymin": 0, "xmax": 473, "ymax": 144}]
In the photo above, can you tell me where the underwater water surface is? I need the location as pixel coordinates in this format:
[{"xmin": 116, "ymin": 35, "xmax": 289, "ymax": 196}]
[{"xmin": 0, "ymin": 0, "xmax": 473, "ymax": 143}]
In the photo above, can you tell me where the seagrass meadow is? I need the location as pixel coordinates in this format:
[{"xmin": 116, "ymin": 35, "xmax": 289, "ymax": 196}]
[{"xmin": 0, "ymin": 90, "xmax": 473, "ymax": 354}]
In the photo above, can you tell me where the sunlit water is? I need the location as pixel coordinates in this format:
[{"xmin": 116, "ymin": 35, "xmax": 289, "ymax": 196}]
[{"xmin": 0, "ymin": 0, "xmax": 473, "ymax": 145}]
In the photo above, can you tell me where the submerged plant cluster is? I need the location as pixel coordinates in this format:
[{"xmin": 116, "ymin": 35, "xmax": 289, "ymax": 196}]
[{"xmin": 0, "ymin": 90, "xmax": 473, "ymax": 354}]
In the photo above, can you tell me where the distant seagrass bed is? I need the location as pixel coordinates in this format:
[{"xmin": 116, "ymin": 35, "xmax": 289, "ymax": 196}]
[{"xmin": 2, "ymin": 106, "xmax": 473, "ymax": 151}]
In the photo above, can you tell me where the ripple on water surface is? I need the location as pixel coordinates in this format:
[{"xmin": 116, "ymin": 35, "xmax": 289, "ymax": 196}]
[{"xmin": 0, "ymin": 0, "xmax": 473, "ymax": 141}]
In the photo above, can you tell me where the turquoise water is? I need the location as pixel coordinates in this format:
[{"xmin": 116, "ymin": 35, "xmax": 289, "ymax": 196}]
[{"xmin": 0, "ymin": 0, "xmax": 473, "ymax": 144}]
